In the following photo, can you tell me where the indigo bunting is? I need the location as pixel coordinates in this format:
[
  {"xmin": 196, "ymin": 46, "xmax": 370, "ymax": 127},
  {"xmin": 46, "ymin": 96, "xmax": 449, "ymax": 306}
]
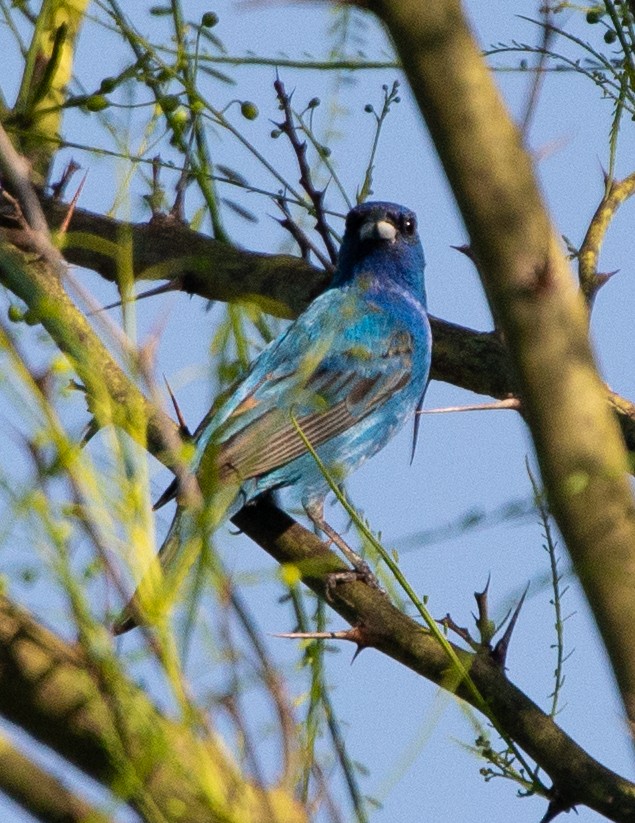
[{"xmin": 114, "ymin": 201, "xmax": 431, "ymax": 634}]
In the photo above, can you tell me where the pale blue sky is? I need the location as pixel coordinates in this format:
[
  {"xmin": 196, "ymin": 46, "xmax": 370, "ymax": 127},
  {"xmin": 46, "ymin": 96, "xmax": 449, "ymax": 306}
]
[{"xmin": 1, "ymin": 2, "xmax": 634, "ymax": 822}]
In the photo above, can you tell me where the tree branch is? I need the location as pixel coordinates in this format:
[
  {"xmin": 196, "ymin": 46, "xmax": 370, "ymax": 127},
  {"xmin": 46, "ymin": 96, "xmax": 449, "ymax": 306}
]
[
  {"xmin": 0, "ymin": 127, "xmax": 633, "ymax": 822},
  {"xmin": 0, "ymin": 596, "xmax": 306, "ymax": 823},
  {"xmin": 0, "ymin": 731, "xmax": 113, "ymax": 823},
  {"xmin": 364, "ymin": 0, "xmax": 635, "ymax": 732},
  {"xmin": 232, "ymin": 498, "xmax": 635, "ymax": 822},
  {"xmin": 29, "ymin": 196, "xmax": 635, "ymax": 453},
  {"xmin": 11, "ymin": 0, "xmax": 90, "ymax": 179},
  {"xmin": 578, "ymin": 171, "xmax": 635, "ymax": 304}
]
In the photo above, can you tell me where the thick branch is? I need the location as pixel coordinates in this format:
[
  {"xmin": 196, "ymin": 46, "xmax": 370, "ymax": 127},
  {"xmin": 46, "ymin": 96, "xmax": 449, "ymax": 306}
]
[
  {"xmin": 12, "ymin": 0, "xmax": 90, "ymax": 179},
  {"xmin": 30, "ymin": 197, "xmax": 635, "ymax": 452},
  {"xmin": 0, "ymin": 597, "xmax": 305, "ymax": 823},
  {"xmin": 233, "ymin": 498, "xmax": 635, "ymax": 822},
  {"xmin": 1, "ymin": 157, "xmax": 634, "ymax": 821},
  {"xmin": 0, "ymin": 732, "xmax": 113, "ymax": 823},
  {"xmin": 366, "ymin": 0, "xmax": 635, "ymax": 733},
  {"xmin": 41, "ymin": 198, "xmax": 326, "ymax": 320}
]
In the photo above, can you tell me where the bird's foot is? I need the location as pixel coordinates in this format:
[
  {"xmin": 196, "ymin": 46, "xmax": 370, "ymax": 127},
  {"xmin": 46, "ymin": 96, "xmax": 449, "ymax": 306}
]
[
  {"xmin": 324, "ymin": 563, "xmax": 383, "ymax": 601},
  {"xmin": 304, "ymin": 502, "xmax": 383, "ymax": 595}
]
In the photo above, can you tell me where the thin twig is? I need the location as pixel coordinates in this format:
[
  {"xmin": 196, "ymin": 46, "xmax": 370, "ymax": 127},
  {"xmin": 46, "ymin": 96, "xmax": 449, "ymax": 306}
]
[
  {"xmin": 520, "ymin": 3, "xmax": 555, "ymax": 136},
  {"xmin": 275, "ymin": 195, "xmax": 333, "ymax": 270},
  {"xmin": 274, "ymin": 78, "xmax": 338, "ymax": 264},
  {"xmin": 0, "ymin": 121, "xmax": 48, "ymax": 235},
  {"xmin": 578, "ymin": 170, "xmax": 635, "ymax": 304}
]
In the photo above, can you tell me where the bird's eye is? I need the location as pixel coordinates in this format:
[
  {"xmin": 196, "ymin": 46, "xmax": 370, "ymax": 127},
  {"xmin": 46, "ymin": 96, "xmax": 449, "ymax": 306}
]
[
  {"xmin": 400, "ymin": 215, "xmax": 416, "ymax": 236},
  {"xmin": 345, "ymin": 211, "xmax": 362, "ymax": 234}
]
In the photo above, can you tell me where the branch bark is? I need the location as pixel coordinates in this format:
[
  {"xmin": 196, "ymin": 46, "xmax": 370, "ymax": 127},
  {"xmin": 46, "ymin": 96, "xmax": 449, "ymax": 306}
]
[
  {"xmin": 0, "ymin": 731, "xmax": 113, "ymax": 823},
  {"xmin": 362, "ymin": 0, "xmax": 635, "ymax": 733},
  {"xmin": 27, "ymin": 197, "xmax": 635, "ymax": 452},
  {"xmin": 1, "ymin": 151, "xmax": 634, "ymax": 823},
  {"xmin": 233, "ymin": 499, "xmax": 635, "ymax": 822},
  {"xmin": 0, "ymin": 597, "xmax": 306, "ymax": 823},
  {"xmin": 11, "ymin": 0, "xmax": 90, "ymax": 179}
]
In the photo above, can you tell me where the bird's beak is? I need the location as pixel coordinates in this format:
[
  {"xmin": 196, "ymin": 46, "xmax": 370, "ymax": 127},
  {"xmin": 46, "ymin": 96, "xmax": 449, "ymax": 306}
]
[{"xmin": 359, "ymin": 218, "xmax": 397, "ymax": 243}]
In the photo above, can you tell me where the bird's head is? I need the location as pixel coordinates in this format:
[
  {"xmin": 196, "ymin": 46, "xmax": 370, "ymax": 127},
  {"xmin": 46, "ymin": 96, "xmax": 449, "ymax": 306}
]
[{"xmin": 332, "ymin": 201, "xmax": 426, "ymax": 304}]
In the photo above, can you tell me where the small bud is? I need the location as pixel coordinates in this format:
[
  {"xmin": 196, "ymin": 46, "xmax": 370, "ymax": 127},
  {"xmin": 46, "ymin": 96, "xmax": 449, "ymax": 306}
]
[
  {"xmin": 159, "ymin": 95, "xmax": 179, "ymax": 113},
  {"xmin": 172, "ymin": 107, "xmax": 189, "ymax": 128},
  {"xmin": 307, "ymin": 97, "xmax": 320, "ymax": 109},
  {"xmin": 84, "ymin": 95, "xmax": 109, "ymax": 112},
  {"xmin": 51, "ymin": 355, "xmax": 71, "ymax": 375},
  {"xmin": 240, "ymin": 101, "xmax": 259, "ymax": 120},
  {"xmin": 280, "ymin": 563, "xmax": 301, "ymax": 586},
  {"xmin": 202, "ymin": 11, "xmax": 219, "ymax": 27},
  {"xmin": 604, "ymin": 28, "xmax": 617, "ymax": 43},
  {"xmin": 364, "ymin": 103, "xmax": 374, "ymax": 113},
  {"xmin": 586, "ymin": 8, "xmax": 602, "ymax": 23},
  {"xmin": 8, "ymin": 304, "xmax": 24, "ymax": 323},
  {"xmin": 270, "ymin": 128, "xmax": 281, "ymax": 138},
  {"xmin": 99, "ymin": 77, "xmax": 117, "ymax": 93}
]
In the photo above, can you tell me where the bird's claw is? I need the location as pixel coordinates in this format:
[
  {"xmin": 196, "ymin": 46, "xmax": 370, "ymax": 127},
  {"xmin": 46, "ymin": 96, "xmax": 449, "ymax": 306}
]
[{"xmin": 325, "ymin": 561, "xmax": 384, "ymax": 602}]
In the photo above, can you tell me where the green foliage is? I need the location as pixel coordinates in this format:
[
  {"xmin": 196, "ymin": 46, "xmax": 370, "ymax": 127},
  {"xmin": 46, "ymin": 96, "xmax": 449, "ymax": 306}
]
[{"xmin": 2, "ymin": 3, "xmax": 634, "ymax": 822}]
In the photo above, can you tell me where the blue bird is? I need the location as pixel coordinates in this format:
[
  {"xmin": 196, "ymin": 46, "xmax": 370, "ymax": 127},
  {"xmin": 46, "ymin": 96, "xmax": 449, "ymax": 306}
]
[{"xmin": 114, "ymin": 201, "xmax": 432, "ymax": 634}]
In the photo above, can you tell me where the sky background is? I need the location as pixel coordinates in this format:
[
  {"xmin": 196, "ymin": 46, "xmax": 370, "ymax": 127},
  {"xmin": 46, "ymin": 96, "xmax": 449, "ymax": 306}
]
[{"xmin": 1, "ymin": 2, "xmax": 635, "ymax": 822}]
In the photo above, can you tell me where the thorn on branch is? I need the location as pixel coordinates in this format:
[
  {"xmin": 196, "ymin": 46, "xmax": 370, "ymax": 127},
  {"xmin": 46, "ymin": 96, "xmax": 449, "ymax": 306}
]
[
  {"xmin": 145, "ymin": 155, "xmax": 167, "ymax": 221},
  {"xmin": 492, "ymin": 584, "xmax": 529, "ymax": 669},
  {"xmin": 59, "ymin": 171, "xmax": 88, "ymax": 235},
  {"xmin": 458, "ymin": 578, "xmax": 530, "ymax": 667},
  {"xmin": 474, "ymin": 576, "xmax": 496, "ymax": 646},
  {"xmin": 81, "ymin": 417, "xmax": 100, "ymax": 447},
  {"xmin": 451, "ymin": 243, "xmax": 477, "ymax": 264},
  {"xmin": 438, "ymin": 613, "xmax": 479, "ymax": 650},
  {"xmin": 274, "ymin": 624, "xmax": 370, "ymax": 662},
  {"xmin": 164, "ymin": 374, "xmax": 190, "ymax": 436},
  {"xmin": 50, "ymin": 160, "xmax": 81, "ymax": 200},
  {"xmin": 585, "ymin": 269, "xmax": 619, "ymax": 306},
  {"xmin": 539, "ymin": 791, "xmax": 576, "ymax": 823},
  {"xmin": 170, "ymin": 160, "xmax": 192, "ymax": 224},
  {"xmin": 93, "ymin": 281, "xmax": 182, "ymax": 314}
]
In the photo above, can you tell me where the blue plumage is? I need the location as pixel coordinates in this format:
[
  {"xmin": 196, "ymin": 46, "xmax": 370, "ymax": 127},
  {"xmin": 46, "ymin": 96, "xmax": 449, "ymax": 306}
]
[{"xmin": 114, "ymin": 201, "xmax": 432, "ymax": 633}]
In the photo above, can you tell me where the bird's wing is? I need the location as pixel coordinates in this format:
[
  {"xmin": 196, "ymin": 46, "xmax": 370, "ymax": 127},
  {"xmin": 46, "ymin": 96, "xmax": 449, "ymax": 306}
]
[{"xmin": 194, "ymin": 290, "xmax": 417, "ymax": 487}]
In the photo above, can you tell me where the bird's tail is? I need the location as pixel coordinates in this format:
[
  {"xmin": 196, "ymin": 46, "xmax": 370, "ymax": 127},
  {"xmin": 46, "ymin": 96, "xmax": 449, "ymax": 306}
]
[{"xmin": 113, "ymin": 484, "xmax": 239, "ymax": 635}]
